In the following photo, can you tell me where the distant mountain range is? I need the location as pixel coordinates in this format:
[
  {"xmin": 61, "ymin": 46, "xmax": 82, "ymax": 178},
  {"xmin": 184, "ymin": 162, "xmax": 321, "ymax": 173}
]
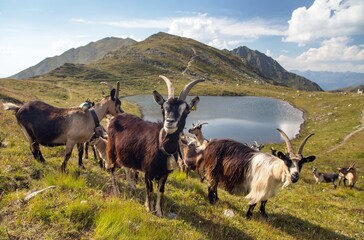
[
  {"xmin": 10, "ymin": 37, "xmax": 137, "ymax": 79},
  {"xmin": 291, "ymin": 70, "xmax": 364, "ymax": 91},
  {"xmin": 10, "ymin": 32, "xmax": 322, "ymax": 91}
]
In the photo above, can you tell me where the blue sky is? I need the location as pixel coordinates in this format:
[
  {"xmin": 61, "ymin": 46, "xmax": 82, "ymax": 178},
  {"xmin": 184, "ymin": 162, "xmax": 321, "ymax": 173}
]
[{"xmin": 0, "ymin": 0, "xmax": 363, "ymax": 77}]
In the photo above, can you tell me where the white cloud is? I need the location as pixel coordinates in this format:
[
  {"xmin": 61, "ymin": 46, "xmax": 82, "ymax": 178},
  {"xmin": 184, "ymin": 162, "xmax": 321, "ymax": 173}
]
[
  {"xmin": 283, "ymin": 0, "xmax": 364, "ymax": 45},
  {"xmin": 276, "ymin": 36, "xmax": 364, "ymax": 72},
  {"xmin": 167, "ymin": 13, "xmax": 284, "ymax": 49},
  {"xmin": 49, "ymin": 39, "xmax": 88, "ymax": 55},
  {"xmin": 75, "ymin": 13, "xmax": 285, "ymax": 50},
  {"xmin": 265, "ymin": 49, "xmax": 272, "ymax": 57}
]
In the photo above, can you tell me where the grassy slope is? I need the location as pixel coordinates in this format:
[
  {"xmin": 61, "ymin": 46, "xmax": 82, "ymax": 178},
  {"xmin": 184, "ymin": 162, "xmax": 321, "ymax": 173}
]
[{"xmin": 0, "ymin": 78, "xmax": 363, "ymax": 240}]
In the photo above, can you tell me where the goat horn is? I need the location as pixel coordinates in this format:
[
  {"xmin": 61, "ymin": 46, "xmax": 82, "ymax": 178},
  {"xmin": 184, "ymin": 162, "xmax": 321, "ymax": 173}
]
[
  {"xmin": 297, "ymin": 133, "xmax": 314, "ymax": 155},
  {"xmin": 100, "ymin": 82, "xmax": 114, "ymax": 91},
  {"xmin": 115, "ymin": 81, "xmax": 120, "ymax": 100},
  {"xmin": 277, "ymin": 128, "xmax": 294, "ymax": 154},
  {"xmin": 349, "ymin": 162, "xmax": 356, "ymax": 168},
  {"xmin": 159, "ymin": 75, "xmax": 174, "ymax": 99},
  {"xmin": 178, "ymin": 78, "xmax": 205, "ymax": 100},
  {"xmin": 200, "ymin": 122, "xmax": 208, "ymax": 126}
]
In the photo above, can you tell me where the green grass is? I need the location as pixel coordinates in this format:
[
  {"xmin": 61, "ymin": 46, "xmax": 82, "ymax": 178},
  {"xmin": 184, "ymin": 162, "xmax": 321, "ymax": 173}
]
[{"xmin": 0, "ymin": 77, "xmax": 363, "ymax": 239}]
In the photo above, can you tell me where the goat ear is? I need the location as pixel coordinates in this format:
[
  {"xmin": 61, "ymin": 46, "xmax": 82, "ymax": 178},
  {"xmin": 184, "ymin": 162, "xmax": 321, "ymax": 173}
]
[
  {"xmin": 277, "ymin": 151, "xmax": 287, "ymax": 160},
  {"xmin": 189, "ymin": 96, "xmax": 200, "ymax": 112},
  {"xmin": 110, "ymin": 89, "xmax": 116, "ymax": 100},
  {"xmin": 302, "ymin": 155, "xmax": 316, "ymax": 163},
  {"xmin": 153, "ymin": 90, "xmax": 165, "ymax": 106}
]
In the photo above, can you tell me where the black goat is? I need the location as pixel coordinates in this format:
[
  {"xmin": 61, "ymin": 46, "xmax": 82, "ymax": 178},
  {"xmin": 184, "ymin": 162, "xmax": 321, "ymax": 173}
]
[
  {"xmin": 312, "ymin": 167, "xmax": 339, "ymax": 188},
  {"xmin": 107, "ymin": 75, "xmax": 203, "ymax": 216}
]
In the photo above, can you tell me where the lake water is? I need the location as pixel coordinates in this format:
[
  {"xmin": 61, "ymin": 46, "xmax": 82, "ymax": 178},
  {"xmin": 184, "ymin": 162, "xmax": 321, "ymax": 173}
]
[{"xmin": 123, "ymin": 95, "xmax": 304, "ymax": 144}]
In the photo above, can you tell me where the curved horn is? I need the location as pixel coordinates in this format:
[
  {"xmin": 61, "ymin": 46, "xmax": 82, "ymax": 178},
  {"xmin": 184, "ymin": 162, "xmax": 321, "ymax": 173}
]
[
  {"xmin": 100, "ymin": 82, "xmax": 114, "ymax": 91},
  {"xmin": 297, "ymin": 133, "xmax": 314, "ymax": 155},
  {"xmin": 277, "ymin": 128, "xmax": 294, "ymax": 154},
  {"xmin": 200, "ymin": 122, "xmax": 208, "ymax": 126},
  {"xmin": 115, "ymin": 81, "xmax": 120, "ymax": 100},
  {"xmin": 178, "ymin": 78, "xmax": 205, "ymax": 100},
  {"xmin": 159, "ymin": 75, "xmax": 174, "ymax": 99},
  {"xmin": 349, "ymin": 162, "xmax": 356, "ymax": 169}
]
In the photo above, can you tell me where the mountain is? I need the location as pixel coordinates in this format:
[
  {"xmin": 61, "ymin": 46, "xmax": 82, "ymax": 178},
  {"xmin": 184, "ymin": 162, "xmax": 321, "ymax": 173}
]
[
  {"xmin": 10, "ymin": 37, "xmax": 137, "ymax": 79},
  {"xmin": 230, "ymin": 46, "xmax": 323, "ymax": 91},
  {"xmin": 40, "ymin": 33, "xmax": 322, "ymax": 91},
  {"xmin": 291, "ymin": 70, "xmax": 364, "ymax": 91}
]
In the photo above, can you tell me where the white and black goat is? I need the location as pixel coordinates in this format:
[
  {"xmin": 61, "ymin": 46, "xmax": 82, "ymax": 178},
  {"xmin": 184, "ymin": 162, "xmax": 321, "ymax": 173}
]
[
  {"xmin": 3, "ymin": 82, "xmax": 122, "ymax": 172},
  {"xmin": 250, "ymin": 141, "xmax": 264, "ymax": 151},
  {"xmin": 179, "ymin": 122, "xmax": 209, "ymax": 181},
  {"xmin": 107, "ymin": 75, "xmax": 204, "ymax": 217},
  {"xmin": 338, "ymin": 163, "xmax": 358, "ymax": 189},
  {"xmin": 312, "ymin": 167, "xmax": 339, "ymax": 188},
  {"xmin": 203, "ymin": 128, "xmax": 316, "ymax": 219}
]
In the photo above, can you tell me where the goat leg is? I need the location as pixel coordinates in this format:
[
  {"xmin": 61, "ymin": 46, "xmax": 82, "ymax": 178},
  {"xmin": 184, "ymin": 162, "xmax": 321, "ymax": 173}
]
[
  {"xmin": 85, "ymin": 142, "xmax": 89, "ymax": 159},
  {"xmin": 144, "ymin": 174, "xmax": 154, "ymax": 213},
  {"xmin": 155, "ymin": 173, "xmax": 169, "ymax": 217},
  {"xmin": 77, "ymin": 143, "xmax": 85, "ymax": 169},
  {"xmin": 125, "ymin": 168, "xmax": 136, "ymax": 190},
  {"xmin": 61, "ymin": 142, "xmax": 75, "ymax": 173},
  {"xmin": 246, "ymin": 203, "xmax": 256, "ymax": 219},
  {"xmin": 110, "ymin": 168, "xmax": 120, "ymax": 197},
  {"xmin": 259, "ymin": 200, "xmax": 268, "ymax": 219},
  {"xmin": 30, "ymin": 142, "xmax": 45, "ymax": 162},
  {"xmin": 207, "ymin": 180, "xmax": 218, "ymax": 204}
]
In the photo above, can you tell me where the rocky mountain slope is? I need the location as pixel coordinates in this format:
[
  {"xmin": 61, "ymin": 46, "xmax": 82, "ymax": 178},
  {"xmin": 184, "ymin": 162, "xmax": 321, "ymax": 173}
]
[
  {"xmin": 11, "ymin": 37, "xmax": 137, "ymax": 79},
  {"xmin": 231, "ymin": 46, "xmax": 322, "ymax": 91}
]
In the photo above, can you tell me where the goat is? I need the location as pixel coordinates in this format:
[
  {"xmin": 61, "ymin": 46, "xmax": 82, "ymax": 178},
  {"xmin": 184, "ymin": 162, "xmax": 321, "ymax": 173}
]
[
  {"xmin": 250, "ymin": 141, "xmax": 264, "ymax": 151},
  {"xmin": 338, "ymin": 163, "xmax": 358, "ymax": 189},
  {"xmin": 77, "ymin": 98, "xmax": 99, "ymax": 162},
  {"xmin": 312, "ymin": 167, "xmax": 339, "ymax": 188},
  {"xmin": 180, "ymin": 122, "xmax": 209, "ymax": 181},
  {"xmin": 203, "ymin": 128, "xmax": 316, "ymax": 219},
  {"xmin": 107, "ymin": 75, "xmax": 204, "ymax": 217},
  {"xmin": 3, "ymin": 82, "xmax": 122, "ymax": 172}
]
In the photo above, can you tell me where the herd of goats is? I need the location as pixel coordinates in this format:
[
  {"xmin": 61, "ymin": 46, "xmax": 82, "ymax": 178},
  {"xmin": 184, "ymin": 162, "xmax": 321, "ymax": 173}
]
[{"xmin": 2, "ymin": 76, "xmax": 358, "ymax": 219}]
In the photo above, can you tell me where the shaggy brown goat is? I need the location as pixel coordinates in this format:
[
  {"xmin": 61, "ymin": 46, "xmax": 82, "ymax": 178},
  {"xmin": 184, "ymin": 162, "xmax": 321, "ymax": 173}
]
[
  {"xmin": 203, "ymin": 129, "xmax": 315, "ymax": 219},
  {"xmin": 107, "ymin": 75, "xmax": 204, "ymax": 217}
]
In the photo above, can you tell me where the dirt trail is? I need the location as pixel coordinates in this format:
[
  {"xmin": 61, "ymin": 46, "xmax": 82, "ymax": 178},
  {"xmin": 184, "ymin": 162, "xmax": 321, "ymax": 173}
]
[
  {"xmin": 326, "ymin": 109, "xmax": 364, "ymax": 153},
  {"xmin": 56, "ymin": 81, "xmax": 73, "ymax": 101}
]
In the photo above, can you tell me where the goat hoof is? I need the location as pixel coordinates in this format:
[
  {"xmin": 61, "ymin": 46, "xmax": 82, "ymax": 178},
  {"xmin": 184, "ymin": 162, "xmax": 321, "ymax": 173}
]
[{"xmin": 260, "ymin": 212, "xmax": 268, "ymax": 219}]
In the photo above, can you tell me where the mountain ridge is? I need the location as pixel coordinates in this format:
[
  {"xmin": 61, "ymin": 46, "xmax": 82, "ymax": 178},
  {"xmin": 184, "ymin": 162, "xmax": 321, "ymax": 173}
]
[
  {"xmin": 13, "ymin": 32, "xmax": 321, "ymax": 91},
  {"xmin": 10, "ymin": 37, "xmax": 137, "ymax": 79}
]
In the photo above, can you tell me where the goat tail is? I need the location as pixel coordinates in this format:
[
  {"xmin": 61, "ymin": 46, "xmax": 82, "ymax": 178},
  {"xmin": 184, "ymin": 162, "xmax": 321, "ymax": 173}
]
[{"xmin": 3, "ymin": 103, "xmax": 21, "ymax": 112}]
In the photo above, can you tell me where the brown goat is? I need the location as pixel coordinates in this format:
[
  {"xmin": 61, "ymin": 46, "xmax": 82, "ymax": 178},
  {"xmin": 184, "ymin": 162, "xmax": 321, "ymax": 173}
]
[
  {"xmin": 3, "ymin": 82, "xmax": 122, "ymax": 172},
  {"xmin": 338, "ymin": 163, "xmax": 358, "ymax": 189},
  {"xmin": 180, "ymin": 122, "xmax": 209, "ymax": 181},
  {"xmin": 107, "ymin": 75, "xmax": 204, "ymax": 217}
]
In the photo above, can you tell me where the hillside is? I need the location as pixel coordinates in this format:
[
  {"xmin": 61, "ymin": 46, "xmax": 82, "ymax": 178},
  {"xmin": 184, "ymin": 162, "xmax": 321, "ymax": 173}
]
[
  {"xmin": 10, "ymin": 37, "xmax": 137, "ymax": 79},
  {"xmin": 231, "ymin": 46, "xmax": 323, "ymax": 91},
  {"xmin": 291, "ymin": 70, "xmax": 364, "ymax": 91},
  {"xmin": 41, "ymin": 32, "xmax": 321, "ymax": 91},
  {"xmin": 0, "ymin": 78, "xmax": 363, "ymax": 239}
]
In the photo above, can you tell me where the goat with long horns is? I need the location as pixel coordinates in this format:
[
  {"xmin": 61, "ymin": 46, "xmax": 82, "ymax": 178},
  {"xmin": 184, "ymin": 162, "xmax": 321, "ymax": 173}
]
[
  {"xmin": 203, "ymin": 128, "xmax": 316, "ymax": 219},
  {"xmin": 107, "ymin": 75, "xmax": 204, "ymax": 217}
]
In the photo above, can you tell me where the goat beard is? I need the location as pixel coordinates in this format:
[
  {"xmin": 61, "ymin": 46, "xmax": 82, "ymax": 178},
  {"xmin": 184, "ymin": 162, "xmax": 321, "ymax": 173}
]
[{"xmin": 281, "ymin": 169, "xmax": 292, "ymax": 188}]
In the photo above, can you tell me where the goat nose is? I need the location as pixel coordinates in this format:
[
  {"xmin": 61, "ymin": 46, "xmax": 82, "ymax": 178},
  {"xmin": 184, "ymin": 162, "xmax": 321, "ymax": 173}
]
[
  {"xmin": 166, "ymin": 117, "xmax": 175, "ymax": 123},
  {"xmin": 291, "ymin": 172, "xmax": 299, "ymax": 183}
]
